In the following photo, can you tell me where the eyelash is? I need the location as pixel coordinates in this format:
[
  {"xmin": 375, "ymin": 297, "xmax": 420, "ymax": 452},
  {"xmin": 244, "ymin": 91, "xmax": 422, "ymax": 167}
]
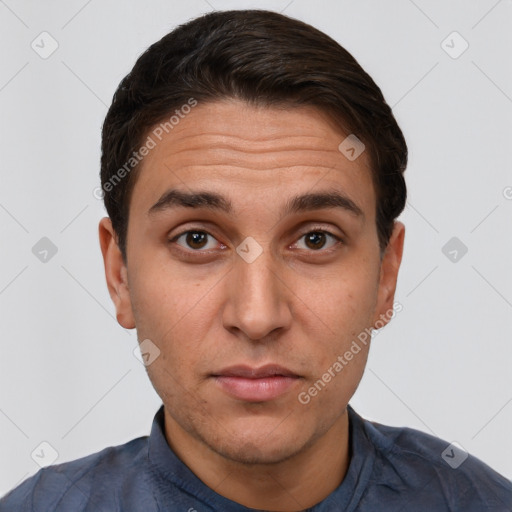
[{"xmin": 168, "ymin": 228, "xmax": 344, "ymax": 256}]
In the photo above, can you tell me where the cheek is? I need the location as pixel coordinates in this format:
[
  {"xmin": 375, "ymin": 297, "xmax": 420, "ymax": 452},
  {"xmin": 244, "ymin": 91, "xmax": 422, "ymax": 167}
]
[
  {"xmin": 296, "ymin": 267, "xmax": 379, "ymax": 331},
  {"xmin": 129, "ymin": 256, "xmax": 213, "ymax": 336},
  {"xmin": 129, "ymin": 263, "xmax": 221, "ymax": 381},
  {"xmin": 290, "ymin": 262, "xmax": 379, "ymax": 381}
]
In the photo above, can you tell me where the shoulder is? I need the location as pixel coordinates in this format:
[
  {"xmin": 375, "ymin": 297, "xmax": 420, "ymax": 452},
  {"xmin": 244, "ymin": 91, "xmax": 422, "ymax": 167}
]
[
  {"xmin": 0, "ymin": 436, "xmax": 150, "ymax": 512},
  {"xmin": 353, "ymin": 410, "xmax": 512, "ymax": 510}
]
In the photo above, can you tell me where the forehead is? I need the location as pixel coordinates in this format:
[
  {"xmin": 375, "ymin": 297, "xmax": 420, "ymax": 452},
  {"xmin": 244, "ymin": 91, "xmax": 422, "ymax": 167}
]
[{"xmin": 129, "ymin": 99, "xmax": 375, "ymax": 219}]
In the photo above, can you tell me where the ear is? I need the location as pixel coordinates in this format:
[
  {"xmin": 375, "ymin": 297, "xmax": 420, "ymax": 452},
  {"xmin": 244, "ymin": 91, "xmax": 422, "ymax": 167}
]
[
  {"xmin": 372, "ymin": 221, "xmax": 405, "ymax": 328},
  {"xmin": 98, "ymin": 217, "xmax": 136, "ymax": 329}
]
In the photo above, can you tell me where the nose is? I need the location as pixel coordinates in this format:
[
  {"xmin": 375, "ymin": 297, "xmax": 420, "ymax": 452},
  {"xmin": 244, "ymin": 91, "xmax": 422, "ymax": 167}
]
[{"xmin": 222, "ymin": 244, "xmax": 293, "ymax": 342}]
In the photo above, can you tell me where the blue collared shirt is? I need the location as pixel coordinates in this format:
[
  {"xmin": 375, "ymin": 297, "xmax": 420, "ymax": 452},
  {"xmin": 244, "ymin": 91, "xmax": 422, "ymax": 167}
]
[{"xmin": 1, "ymin": 405, "xmax": 511, "ymax": 511}]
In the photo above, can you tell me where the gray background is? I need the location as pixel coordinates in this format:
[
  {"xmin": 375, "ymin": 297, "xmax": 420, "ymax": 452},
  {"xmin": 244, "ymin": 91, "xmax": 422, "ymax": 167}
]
[{"xmin": 1, "ymin": 0, "xmax": 511, "ymax": 495}]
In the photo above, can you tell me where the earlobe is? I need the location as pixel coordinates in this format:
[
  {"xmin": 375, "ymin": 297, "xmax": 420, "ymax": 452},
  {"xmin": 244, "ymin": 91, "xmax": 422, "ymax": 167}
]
[
  {"xmin": 98, "ymin": 217, "xmax": 136, "ymax": 329},
  {"xmin": 372, "ymin": 221, "xmax": 405, "ymax": 328}
]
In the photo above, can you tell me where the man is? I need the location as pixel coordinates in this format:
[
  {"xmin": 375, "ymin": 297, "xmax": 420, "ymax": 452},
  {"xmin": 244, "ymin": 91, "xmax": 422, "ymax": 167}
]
[{"xmin": 1, "ymin": 9, "xmax": 510, "ymax": 512}]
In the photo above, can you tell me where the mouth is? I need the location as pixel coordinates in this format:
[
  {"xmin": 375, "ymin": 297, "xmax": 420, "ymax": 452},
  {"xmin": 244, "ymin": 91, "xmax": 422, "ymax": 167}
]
[{"xmin": 211, "ymin": 364, "xmax": 302, "ymax": 402}]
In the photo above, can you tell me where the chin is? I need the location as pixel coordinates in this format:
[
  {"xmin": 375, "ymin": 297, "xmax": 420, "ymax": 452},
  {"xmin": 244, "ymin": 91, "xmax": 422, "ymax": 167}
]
[
  {"xmin": 214, "ymin": 435, "xmax": 304, "ymax": 465},
  {"xmin": 204, "ymin": 419, "xmax": 315, "ymax": 466}
]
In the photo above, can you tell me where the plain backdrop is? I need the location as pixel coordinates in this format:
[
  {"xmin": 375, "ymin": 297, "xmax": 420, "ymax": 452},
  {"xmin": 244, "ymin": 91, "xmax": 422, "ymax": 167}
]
[{"xmin": 1, "ymin": 0, "xmax": 511, "ymax": 496}]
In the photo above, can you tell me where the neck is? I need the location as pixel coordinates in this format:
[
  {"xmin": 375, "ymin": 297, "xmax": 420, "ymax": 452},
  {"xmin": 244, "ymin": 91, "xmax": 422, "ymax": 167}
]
[{"xmin": 163, "ymin": 409, "xmax": 350, "ymax": 511}]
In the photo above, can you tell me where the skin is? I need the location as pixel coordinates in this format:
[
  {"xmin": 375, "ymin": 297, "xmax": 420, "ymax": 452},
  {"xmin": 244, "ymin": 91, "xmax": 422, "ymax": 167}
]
[{"xmin": 99, "ymin": 98, "xmax": 405, "ymax": 511}]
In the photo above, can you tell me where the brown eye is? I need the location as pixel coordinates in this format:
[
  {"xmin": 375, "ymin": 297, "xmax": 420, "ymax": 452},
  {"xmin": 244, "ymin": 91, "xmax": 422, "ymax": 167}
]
[
  {"xmin": 304, "ymin": 232, "xmax": 327, "ymax": 250},
  {"xmin": 173, "ymin": 230, "xmax": 218, "ymax": 251},
  {"xmin": 186, "ymin": 231, "xmax": 208, "ymax": 249},
  {"xmin": 293, "ymin": 230, "xmax": 341, "ymax": 252}
]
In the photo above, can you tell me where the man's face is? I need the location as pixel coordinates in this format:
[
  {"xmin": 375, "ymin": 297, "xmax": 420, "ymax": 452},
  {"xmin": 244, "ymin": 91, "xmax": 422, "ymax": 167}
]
[{"xmin": 101, "ymin": 99, "xmax": 404, "ymax": 465}]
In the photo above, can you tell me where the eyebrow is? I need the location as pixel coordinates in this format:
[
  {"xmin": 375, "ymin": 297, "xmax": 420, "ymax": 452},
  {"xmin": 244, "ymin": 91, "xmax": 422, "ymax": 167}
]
[{"xmin": 147, "ymin": 188, "xmax": 364, "ymax": 219}]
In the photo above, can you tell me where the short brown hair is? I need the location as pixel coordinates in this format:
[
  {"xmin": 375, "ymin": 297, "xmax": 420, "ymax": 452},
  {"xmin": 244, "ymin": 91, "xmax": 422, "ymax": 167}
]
[{"xmin": 100, "ymin": 9, "xmax": 407, "ymax": 261}]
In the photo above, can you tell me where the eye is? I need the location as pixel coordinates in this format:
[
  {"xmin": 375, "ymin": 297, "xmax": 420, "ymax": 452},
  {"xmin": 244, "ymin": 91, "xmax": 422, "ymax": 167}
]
[
  {"xmin": 292, "ymin": 231, "xmax": 341, "ymax": 251},
  {"xmin": 172, "ymin": 230, "xmax": 221, "ymax": 251}
]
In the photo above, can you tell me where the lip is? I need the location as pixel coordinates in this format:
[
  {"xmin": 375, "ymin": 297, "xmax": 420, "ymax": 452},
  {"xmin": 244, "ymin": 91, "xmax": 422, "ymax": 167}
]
[{"xmin": 212, "ymin": 364, "xmax": 301, "ymax": 402}]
